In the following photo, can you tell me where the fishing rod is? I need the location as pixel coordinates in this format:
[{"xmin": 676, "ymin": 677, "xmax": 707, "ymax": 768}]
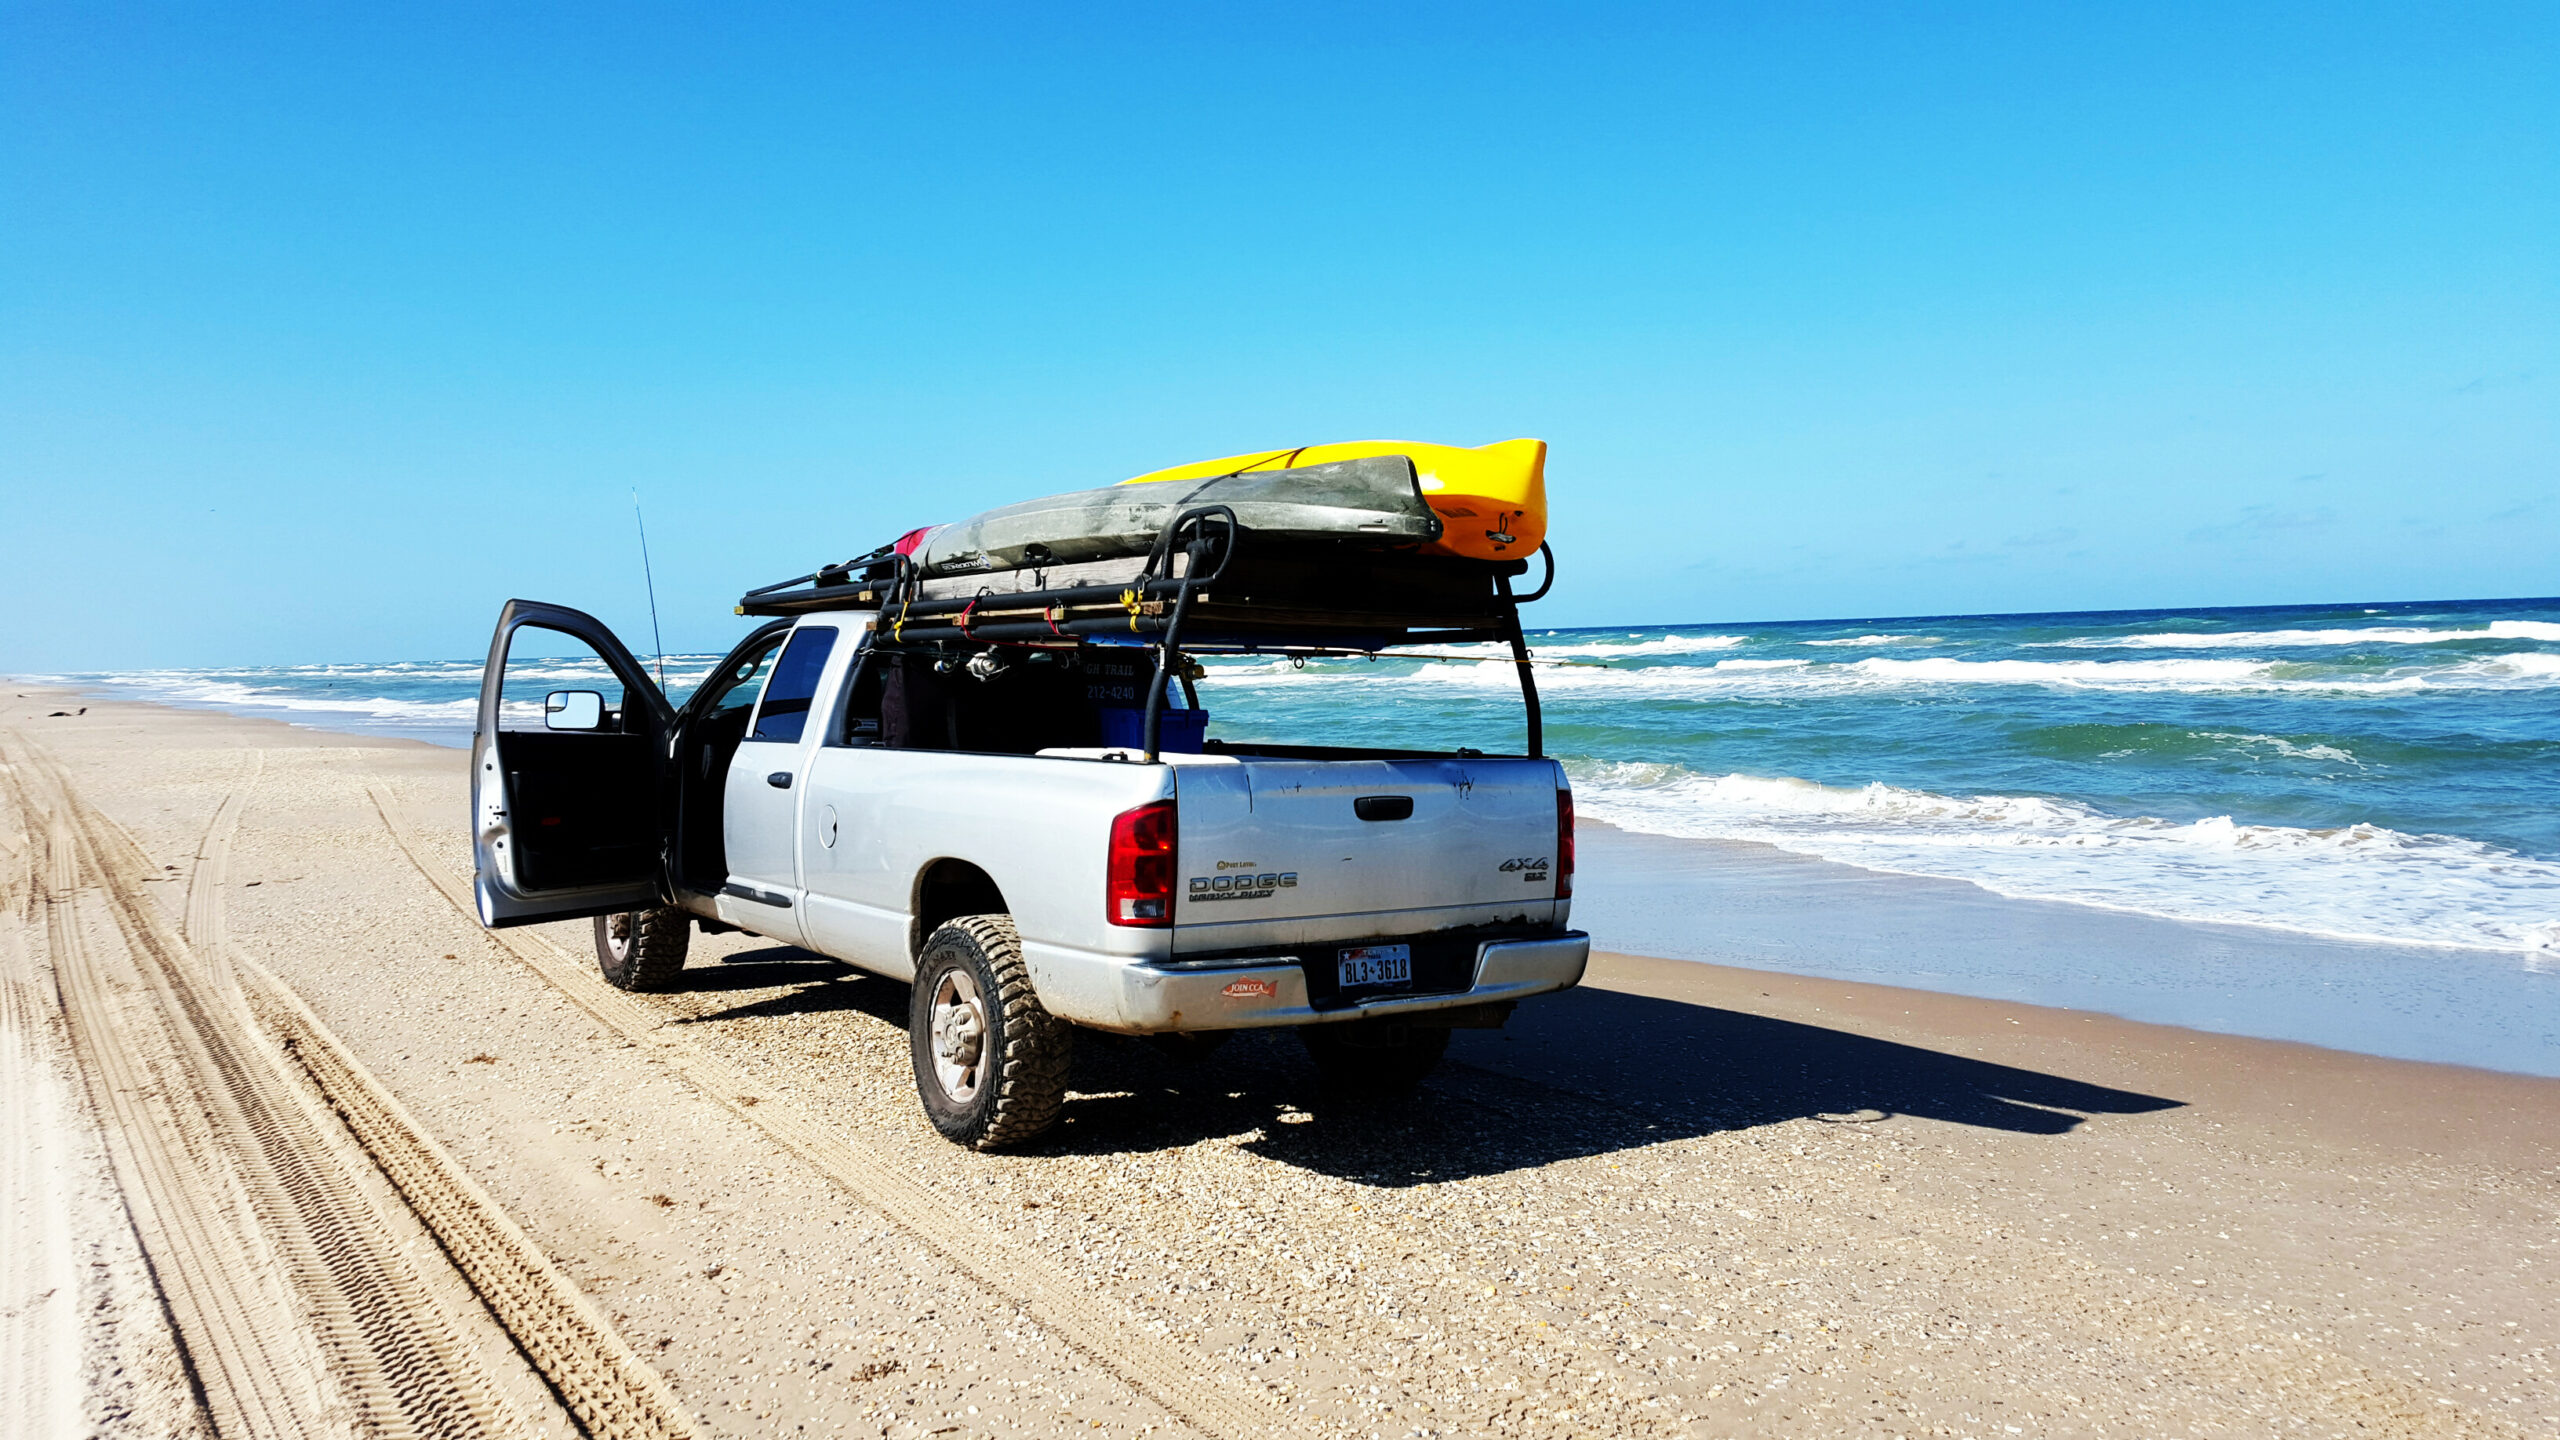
[{"xmin": 632, "ymin": 489, "xmax": 667, "ymax": 689}]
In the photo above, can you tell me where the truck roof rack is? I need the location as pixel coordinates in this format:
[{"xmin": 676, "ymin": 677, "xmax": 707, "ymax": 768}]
[{"xmin": 737, "ymin": 505, "xmax": 1558, "ymax": 760}]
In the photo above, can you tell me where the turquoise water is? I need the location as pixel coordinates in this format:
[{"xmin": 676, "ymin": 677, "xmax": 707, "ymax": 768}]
[{"xmin": 41, "ymin": 596, "xmax": 2560, "ymax": 957}]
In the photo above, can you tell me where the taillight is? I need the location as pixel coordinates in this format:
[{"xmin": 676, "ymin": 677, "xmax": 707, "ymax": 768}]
[
  {"xmin": 1555, "ymin": 789, "xmax": 1575, "ymax": 900},
  {"xmin": 1107, "ymin": 800, "xmax": 1177, "ymax": 926}
]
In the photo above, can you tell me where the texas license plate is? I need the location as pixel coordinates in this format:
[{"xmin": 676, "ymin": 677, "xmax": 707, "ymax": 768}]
[{"xmin": 1338, "ymin": 944, "xmax": 1412, "ymax": 989}]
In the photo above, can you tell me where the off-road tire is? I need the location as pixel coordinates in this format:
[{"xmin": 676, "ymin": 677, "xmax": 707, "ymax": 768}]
[
  {"xmin": 1300, "ymin": 1020, "xmax": 1450, "ymax": 1094},
  {"xmin": 593, "ymin": 908, "xmax": 691, "ymax": 992},
  {"xmin": 910, "ymin": 915, "xmax": 1072, "ymax": 1149}
]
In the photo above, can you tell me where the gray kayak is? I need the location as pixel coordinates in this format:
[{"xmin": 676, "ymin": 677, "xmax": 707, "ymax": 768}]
[{"xmin": 908, "ymin": 455, "xmax": 1441, "ymax": 579}]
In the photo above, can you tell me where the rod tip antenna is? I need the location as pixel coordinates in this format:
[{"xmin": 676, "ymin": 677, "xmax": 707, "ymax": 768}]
[{"xmin": 633, "ymin": 489, "xmax": 668, "ymax": 689}]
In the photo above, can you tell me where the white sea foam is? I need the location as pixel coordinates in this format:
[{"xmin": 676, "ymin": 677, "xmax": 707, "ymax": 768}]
[
  {"xmin": 1512, "ymin": 633, "xmax": 1750, "ymax": 660},
  {"xmin": 91, "ymin": 677, "xmax": 480, "ymax": 724},
  {"xmin": 1567, "ymin": 761, "xmax": 2560, "ymax": 953},
  {"xmin": 1210, "ymin": 649, "xmax": 2560, "ymax": 696},
  {"xmin": 2193, "ymin": 732, "xmax": 2360, "ymax": 765},
  {"xmin": 1580, "ymin": 634, "xmax": 1751, "ymax": 657},
  {"xmin": 1197, "ymin": 633, "xmax": 1751, "ymax": 671},
  {"xmin": 1802, "ymin": 634, "xmax": 1935, "ymax": 647},
  {"xmin": 54, "ymin": 657, "xmax": 726, "ymax": 741},
  {"xmin": 1841, "ymin": 656, "xmax": 2294, "ymax": 688},
  {"xmin": 59, "ymin": 670, "xmax": 541, "ymax": 741},
  {"xmin": 2043, "ymin": 621, "xmax": 2560, "ymax": 650}
]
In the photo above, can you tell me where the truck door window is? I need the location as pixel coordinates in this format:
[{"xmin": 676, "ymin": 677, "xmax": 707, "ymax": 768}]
[
  {"xmin": 696, "ymin": 641, "xmax": 784, "ymax": 724},
  {"xmin": 486, "ymin": 621, "xmax": 652, "ymax": 894},
  {"xmin": 749, "ymin": 627, "xmax": 838, "ymax": 743},
  {"xmin": 498, "ymin": 627, "xmax": 631, "ymax": 732}
]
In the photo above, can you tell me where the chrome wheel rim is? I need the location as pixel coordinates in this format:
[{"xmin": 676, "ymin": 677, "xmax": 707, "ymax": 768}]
[
  {"xmin": 927, "ymin": 968, "xmax": 989, "ymax": 1103},
  {"xmin": 604, "ymin": 912, "xmax": 634, "ymax": 963}
]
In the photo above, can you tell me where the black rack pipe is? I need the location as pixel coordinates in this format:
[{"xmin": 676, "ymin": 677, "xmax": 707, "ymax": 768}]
[
  {"xmin": 737, "ymin": 548, "xmax": 912, "ymax": 609},
  {"xmin": 1142, "ymin": 583, "xmax": 1198, "ymax": 761},
  {"xmin": 869, "ymin": 616, "xmax": 1521, "ymax": 650},
  {"xmin": 1494, "ymin": 569, "xmax": 1542, "ymax": 758},
  {"xmin": 1139, "ymin": 506, "xmax": 1236, "ymax": 762}
]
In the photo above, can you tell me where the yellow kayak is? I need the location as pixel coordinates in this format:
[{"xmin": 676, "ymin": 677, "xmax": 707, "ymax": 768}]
[{"xmin": 1121, "ymin": 438, "xmax": 1548, "ymax": 562}]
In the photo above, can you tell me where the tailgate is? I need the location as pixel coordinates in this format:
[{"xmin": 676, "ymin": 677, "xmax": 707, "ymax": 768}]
[{"xmin": 1169, "ymin": 757, "xmax": 1566, "ymax": 950}]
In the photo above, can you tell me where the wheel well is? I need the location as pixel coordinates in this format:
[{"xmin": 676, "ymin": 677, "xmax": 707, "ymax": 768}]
[{"xmin": 911, "ymin": 859, "xmax": 1008, "ymax": 958}]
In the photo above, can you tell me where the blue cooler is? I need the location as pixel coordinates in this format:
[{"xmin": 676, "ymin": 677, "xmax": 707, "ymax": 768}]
[{"xmin": 1097, "ymin": 706, "xmax": 1209, "ymax": 753}]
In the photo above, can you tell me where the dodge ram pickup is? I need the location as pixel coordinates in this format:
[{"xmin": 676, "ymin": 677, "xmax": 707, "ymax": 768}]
[{"xmin": 471, "ymin": 501, "xmax": 1587, "ymax": 1148}]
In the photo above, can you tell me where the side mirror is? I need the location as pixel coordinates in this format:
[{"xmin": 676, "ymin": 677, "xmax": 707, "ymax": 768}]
[{"xmin": 544, "ymin": 690, "xmax": 606, "ymax": 731}]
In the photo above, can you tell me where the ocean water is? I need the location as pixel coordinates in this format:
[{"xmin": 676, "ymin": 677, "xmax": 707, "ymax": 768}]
[{"xmin": 37, "ymin": 596, "xmax": 2560, "ymax": 960}]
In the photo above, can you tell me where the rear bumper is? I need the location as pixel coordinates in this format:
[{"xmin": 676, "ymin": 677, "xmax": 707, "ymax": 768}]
[{"xmin": 1027, "ymin": 931, "xmax": 1589, "ymax": 1033}]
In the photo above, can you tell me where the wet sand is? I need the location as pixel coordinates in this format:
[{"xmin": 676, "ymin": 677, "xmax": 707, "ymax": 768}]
[
  {"xmin": 5, "ymin": 686, "xmax": 2556, "ymax": 1438},
  {"xmin": 1575, "ymin": 823, "xmax": 2560, "ymax": 1076}
]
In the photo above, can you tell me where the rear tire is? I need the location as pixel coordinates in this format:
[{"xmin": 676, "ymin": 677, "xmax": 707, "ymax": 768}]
[
  {"xmin": 910, "ymin": 915, "xmax": 1072, "ymax": 1150},
  {"xmin": 1300, "ymin": 1021, "xmax": 1449, "ymax": 1094},
  {"xmin": 593, "ymin": 908, "xmax": 690, "ymax": 992}
]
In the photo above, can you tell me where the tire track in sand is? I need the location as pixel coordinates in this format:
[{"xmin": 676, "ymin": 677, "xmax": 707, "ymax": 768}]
[
  {"xmin": 2, "ymin": 732, "xmax": 698, "ymax": 1439},
  {"xmin": 181, "ymin": 760, "xmax": 685, "ymax": 1438},
  {"xmin": 179, "ymin": 750, "xmax": 259, "ymax": 977},
  {"xmin": 235, "ymin": 945, "xmax": 707, "ymax": 1440},
  {"xmin": 0, "ymin": 755, "xmax": 212, "ymax": 1440},
  {"xmin": 7, "ymin": 736, "xmax": 330, "ymax": 1437},
  {"xmin": 1, "ymin": 875, "xmax": 104, "ymax": 1438},
  {"xmin": 367, "ymin": 783, "xmax": 1309, "ymax": 1440}
]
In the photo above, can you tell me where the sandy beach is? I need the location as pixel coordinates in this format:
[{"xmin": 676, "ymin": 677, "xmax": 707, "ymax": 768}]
[{"xmin": 5, "ymin": 685, "xmax": 2555, "ymax": 1439}]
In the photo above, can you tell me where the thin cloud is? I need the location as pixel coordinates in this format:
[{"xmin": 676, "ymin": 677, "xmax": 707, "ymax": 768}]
[{"xmin": 2187, "ymin": 506, "xmax": 2336, "ymax": 543}]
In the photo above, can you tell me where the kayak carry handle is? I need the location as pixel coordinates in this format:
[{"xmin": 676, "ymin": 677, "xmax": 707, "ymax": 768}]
[
  {"xmin": 1139, "ymin": 503, "xmax": 1239, "ymax": 587},
  {"xmin": 1514, "ymin": 543, "xmax": 1556, "ymax": 605}
]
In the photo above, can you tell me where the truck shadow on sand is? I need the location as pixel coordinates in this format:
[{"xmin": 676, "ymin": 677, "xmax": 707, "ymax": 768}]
[
  {"xmin": 661, "ymin": 951, "xmax": 905, "ymax": 1012},
  {"xmin": 1069, "ymin": 984, "xmax": 2182, "ymax": 1185},
  {"xmin": 671, "ymin": 948, "xmax": 2181, "ymax": 1187}
]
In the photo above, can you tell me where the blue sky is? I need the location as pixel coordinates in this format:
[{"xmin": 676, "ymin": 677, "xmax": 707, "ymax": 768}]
[{"xmin": 4, "ymin": 2, "xmax": 2551, "ymax": 669}]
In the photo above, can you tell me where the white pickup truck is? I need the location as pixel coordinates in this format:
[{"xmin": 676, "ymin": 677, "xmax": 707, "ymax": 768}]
[{"xmin": 471, "ymin": 510, "xmax": 1586, "ymax": 1148}]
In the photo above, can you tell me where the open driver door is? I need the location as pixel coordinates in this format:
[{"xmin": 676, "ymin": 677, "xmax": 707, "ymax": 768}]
[{"xmin": 472, "ymin": 599, "xmax": 676, "ymax": 927}]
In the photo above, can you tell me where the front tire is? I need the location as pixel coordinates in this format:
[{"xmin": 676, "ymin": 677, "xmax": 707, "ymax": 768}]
[
  {"xmin": 1300, "ymin": 1020, "xmax": 1449, "ymax": 1094},
  {"xmin": 593, "ymin": 908, "xmax": 690, "ymax": 992},
  {"xmin": 909, "ymin": 916, "xmax": 1072, "ymax": 1150}
]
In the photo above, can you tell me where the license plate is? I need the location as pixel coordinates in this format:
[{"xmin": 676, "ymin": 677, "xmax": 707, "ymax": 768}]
[{"xmin": 1338, "ymin": 944, "xmax": 1412, "ymax": 989}]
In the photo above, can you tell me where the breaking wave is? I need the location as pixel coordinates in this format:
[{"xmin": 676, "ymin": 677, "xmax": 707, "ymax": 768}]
[
  {"xmin": 54, "ymin": 675, "xmax": 479, "ymax": 727},
  {"xmin": 2041, "ymin": 620, "xmax": 2560, "ymax": 649},
  {"xmin": 1566, "ymin": 761, "xmax": 2560, "ymax": 954},
  {"xmin": 1519, "ymin": 633, "xmax": 1750, "ymax": 659},
  {"xmin": 1210, "ymin": 650, "xmax": 2560, "ymax": 695},
  {"xmin": 40, "ymin": 658, "xmax": 723, "ymax": 743}
]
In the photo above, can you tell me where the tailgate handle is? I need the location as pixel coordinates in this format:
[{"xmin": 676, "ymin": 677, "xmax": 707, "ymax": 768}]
[{"xmin": 1354, "ymin": 794, "xmax": 1414, "ymax": 821}]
